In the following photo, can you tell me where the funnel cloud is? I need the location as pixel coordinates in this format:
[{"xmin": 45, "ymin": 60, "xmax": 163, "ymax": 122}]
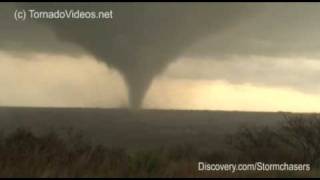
[
  {"xmin": 3, "ymin": 3, "xmax": 320, "ymax": 110},
  {"xmin": 13, "ymin": 3, "xmax": 255, "ymax": 109}
]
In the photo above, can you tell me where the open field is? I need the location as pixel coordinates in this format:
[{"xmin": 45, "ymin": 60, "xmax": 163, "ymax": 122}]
[
  {"xmin": 0, "ymin": 107, "xmax": 285, "ymax": 151},
  {"xmin": 0, "ymin": 107, "xmax": 317, "ymax": 177}
]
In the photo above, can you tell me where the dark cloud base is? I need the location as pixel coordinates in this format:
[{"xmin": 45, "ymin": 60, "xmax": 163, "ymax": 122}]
[{"xmin": 1, "ymin": 3, "xmax": 320, "ymax": 108}]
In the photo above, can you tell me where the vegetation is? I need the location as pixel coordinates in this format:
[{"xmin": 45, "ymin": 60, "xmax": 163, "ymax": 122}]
[
  {"xmin": 0, "ymin": 114, "xmax": 319, "ymax": 177},
  {"xmin": 227, "ymin": 114, "xmax": 320, "ymax": 165}
]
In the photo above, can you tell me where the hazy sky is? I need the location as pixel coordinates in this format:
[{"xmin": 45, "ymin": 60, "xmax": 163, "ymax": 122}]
[{"xmin": 1, "ymin": 3, "xmax": 320, "ymax": 112}]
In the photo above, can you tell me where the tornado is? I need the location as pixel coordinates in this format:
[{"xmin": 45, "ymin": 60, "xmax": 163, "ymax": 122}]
[{"xmin": 15, "ymin": 3, "xmax": 254, "ymax": 109}]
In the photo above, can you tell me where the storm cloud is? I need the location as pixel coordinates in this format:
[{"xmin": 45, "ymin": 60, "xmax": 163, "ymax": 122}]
[
  {"xmin": 1, "ymin": 3, "xmax": 320, "ymax": 109},
  {"xmin": 2, "ymin": 3, "xmax": 255, "ymax": 109}
]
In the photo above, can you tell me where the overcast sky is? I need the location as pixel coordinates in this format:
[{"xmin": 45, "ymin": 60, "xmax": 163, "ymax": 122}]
[{"xmin": 0, "ymin": 3, "xmax": 320, "ymax": 112}]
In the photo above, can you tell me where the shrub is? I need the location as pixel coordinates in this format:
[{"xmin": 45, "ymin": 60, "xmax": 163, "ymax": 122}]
[{"xmin": 227, "ymin": 113, "xmax": 320, "ymax": 166}]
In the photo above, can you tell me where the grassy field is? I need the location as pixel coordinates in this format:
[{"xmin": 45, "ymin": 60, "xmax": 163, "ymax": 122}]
[
  {"xmin": 0, "ymin": 107, "xmax": 317, "ymax": 177},
  {"xmin": 0, "ymin": 107, "xmax": 284, "ymax": 151}
]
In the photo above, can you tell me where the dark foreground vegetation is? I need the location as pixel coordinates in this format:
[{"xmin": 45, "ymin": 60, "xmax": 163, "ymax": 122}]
[{"xmin": 0, "ymin": 113, "xmax": 319, "ymax": 177}]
